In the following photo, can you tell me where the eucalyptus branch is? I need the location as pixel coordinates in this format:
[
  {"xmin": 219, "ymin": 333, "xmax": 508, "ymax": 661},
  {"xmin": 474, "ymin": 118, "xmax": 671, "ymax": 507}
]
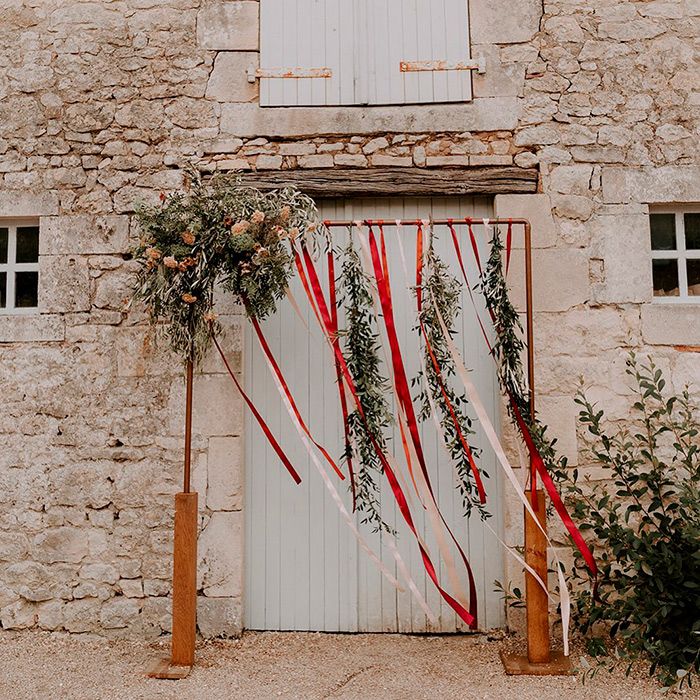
[
  {"xmin": 414, "ymin": 230, "xmax": 489, "ymax": 519},
  {"xmin": 338, "ymin": 239, "xmax": 394, "ymax": 533}
]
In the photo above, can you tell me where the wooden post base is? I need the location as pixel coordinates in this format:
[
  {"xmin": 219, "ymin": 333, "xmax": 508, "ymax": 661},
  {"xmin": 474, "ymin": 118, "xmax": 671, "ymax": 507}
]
[
  {"xmin": 147, "ymin": 491, "xmax": 198, "ymax": 679},
  {"xmin": 147, "ymin": 658, "xmax": 192, "ymax": 680},
  {"xmin": 500, "ymin": 650, "xmax": 574, "ymax": 676}
]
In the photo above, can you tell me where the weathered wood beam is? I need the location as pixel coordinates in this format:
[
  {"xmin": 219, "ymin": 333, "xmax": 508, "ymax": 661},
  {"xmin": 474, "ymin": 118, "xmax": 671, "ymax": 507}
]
[{"xmin": 234, "ymin": 166, "xmax": 538, "ymax": 197}]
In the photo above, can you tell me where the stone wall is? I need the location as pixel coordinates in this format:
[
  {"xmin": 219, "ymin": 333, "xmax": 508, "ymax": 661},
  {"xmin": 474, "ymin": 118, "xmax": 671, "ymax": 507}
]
[{"xmin": 0, "ymin": 0, "xmax": 697, "ymax": 637}]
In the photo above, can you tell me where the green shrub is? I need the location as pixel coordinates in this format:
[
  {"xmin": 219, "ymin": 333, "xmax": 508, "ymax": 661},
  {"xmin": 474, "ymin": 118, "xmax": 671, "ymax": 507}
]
[{"xmin": 566, "ymin": 354, "xmax": 699, "ymax": 690}]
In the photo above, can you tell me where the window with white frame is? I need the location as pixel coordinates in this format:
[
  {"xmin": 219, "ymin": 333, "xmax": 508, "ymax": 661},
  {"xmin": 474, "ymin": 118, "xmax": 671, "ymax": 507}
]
[
  {"xmin": 0, "ymin": 221, "xmax": 40, "ymax": 313},
  {"xmin": 650, "ymin": 207, "xmax": 700, "ymax": 301},
  {"xmin": 258, "ymin": 0, "xmax": 476, "ymax": 106}
]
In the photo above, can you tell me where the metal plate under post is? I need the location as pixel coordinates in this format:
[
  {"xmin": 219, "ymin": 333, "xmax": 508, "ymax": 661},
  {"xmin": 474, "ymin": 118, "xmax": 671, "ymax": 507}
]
[{"xmin": 500, "ymin": 490, "xmax": 574, "ymax": 676}]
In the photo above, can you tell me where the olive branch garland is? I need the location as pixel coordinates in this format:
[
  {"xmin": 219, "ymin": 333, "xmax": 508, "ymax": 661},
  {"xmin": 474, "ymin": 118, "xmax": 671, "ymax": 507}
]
[
  {"xmin": 412, "ymin": 229, "xmax": 490, "ymax": 520},
  {"xmin": 478, "ymin": 225, "xmax": 567, "ymax": 478},
  {"xmin": 338, "ymin": 238, "xmax": 395, "ymax": 533}
]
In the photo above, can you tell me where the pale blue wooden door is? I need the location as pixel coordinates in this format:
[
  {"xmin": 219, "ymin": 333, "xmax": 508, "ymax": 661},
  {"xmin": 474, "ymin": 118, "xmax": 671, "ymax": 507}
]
[{"xmin": 245, "ymin": 196, "xmax": 504, "ymax": 632}]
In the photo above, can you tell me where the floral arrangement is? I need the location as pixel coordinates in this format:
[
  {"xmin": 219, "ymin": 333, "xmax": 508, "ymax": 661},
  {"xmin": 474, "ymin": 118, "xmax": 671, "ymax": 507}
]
[{"xmin": 131, "ymin": 170, "xmax": 323, "ymax": 363}]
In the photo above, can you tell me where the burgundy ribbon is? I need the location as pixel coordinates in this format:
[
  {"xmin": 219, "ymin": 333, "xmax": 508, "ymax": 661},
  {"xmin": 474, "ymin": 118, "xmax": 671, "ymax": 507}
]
[{"xmin": 212, "ymin": 331, "xmax": 301, "ymax": 485}]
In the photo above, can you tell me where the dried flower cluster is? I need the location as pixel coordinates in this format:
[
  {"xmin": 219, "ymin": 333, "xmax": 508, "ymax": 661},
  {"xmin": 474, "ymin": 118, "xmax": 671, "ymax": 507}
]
[{"xmin": 131, "ymin": 170, "xmax": 323, "ymax": 363}]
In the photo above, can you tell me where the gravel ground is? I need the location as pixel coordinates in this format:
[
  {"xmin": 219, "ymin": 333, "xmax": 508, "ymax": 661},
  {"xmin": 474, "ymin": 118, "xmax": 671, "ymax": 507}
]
[{"xmin": 0, "ymin": 630, "xmax": 692, "ymax": 700}]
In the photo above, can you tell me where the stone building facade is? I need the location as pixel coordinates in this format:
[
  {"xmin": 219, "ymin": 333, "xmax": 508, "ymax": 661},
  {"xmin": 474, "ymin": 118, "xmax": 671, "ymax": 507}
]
[{"xmin": 0, "ymin": 0, "xmax": 697, "ymax": 638}]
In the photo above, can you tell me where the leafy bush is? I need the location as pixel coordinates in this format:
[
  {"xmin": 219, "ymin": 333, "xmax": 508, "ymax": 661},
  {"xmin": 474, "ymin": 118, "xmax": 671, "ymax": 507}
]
[{"xmin": 566, "ymin": 355, "xmax": 699, "ymax": 689}]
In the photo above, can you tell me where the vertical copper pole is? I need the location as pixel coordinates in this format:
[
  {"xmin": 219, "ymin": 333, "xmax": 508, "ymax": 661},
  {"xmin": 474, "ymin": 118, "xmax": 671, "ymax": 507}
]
[
  {"xmin": 183, "ymin": 359, "xmax": 194, "ymax": 493},
  {"xmin": 523, "ymin": 221, "xmax": 550, "ymax": 664}
]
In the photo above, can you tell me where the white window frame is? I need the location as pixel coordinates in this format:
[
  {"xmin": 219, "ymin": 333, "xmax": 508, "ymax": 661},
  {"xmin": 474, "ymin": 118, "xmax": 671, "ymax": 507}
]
[
  {"xmin": 650, "ymin": 205, "xmax": 700, "ymax": 304},
  {"xmin": 0, "ymin": 219, "xmax": 40, "ymax": 315}
]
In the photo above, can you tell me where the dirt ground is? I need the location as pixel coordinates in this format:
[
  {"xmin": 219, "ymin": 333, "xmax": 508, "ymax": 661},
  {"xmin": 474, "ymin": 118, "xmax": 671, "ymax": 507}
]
[{"xmin": 0, "ymin": 630, "xmax": 693, "ymax": 700}]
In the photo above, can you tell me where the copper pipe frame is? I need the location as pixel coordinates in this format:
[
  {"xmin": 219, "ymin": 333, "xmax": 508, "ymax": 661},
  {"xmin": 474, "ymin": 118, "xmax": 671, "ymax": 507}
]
[
  {"xmin": 323, "ymin": 218, "xmax": 535, "ymax": 427},
  {"xmin": 325, "ymin": 217, "xmax": 549, "ymax": 665}
]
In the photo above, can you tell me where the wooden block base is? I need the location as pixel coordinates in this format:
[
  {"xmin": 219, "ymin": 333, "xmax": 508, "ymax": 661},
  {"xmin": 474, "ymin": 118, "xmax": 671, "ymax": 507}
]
[
  {"xmin": 147, "ymin": 657, "xmax": 192, "ymax": 680},
  {"xmin": 500, "ymin": 650, "xmax": 575, "ymax": 676}
]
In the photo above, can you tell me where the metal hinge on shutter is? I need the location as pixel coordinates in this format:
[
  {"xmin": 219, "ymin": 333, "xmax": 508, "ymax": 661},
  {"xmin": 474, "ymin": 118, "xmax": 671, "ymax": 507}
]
[
  {"xmin": 247, "ymin": 66, "xmax": 333, "ymax": 83},
  {"xmin": 399, "ymin": 56, "xmax": 486, "ymax": 75}
]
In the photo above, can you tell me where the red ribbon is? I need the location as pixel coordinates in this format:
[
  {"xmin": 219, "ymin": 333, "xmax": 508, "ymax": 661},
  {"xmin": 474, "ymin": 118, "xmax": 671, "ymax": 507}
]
[
  {"xmin": 296, "ymin": 242, "xmax": 477, "ymax": 628},
  {"xmin": 212, "ymin": 332, "xmax": 301, "ymax": 485},
  {"xmin": 249, "ymin": 315, "xmax": 345, "ymax": 482},
  {"xmin": 328, "ymin": 248, "xmax": 356, "ymax": 508},
  {"xmin": 505, "ymin": 219, "xmax": 513, "ymax": 277},
  {"xmin": 415, "ymin": 222, "xmax": 424, "ymax": 313},
  {"xmin": 466, "ymin": 218, "xmax": 482, "ymax": 276}
]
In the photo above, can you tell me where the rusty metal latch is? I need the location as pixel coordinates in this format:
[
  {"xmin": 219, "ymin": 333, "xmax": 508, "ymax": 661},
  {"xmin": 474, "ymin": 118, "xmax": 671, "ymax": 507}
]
[
  {"xmin": 399, "ymin": 56, "xmax": 486, "ymax": 75},
  {"xmin": 248, "ymin": 66, "xmax": 333, "ymax": 83}
]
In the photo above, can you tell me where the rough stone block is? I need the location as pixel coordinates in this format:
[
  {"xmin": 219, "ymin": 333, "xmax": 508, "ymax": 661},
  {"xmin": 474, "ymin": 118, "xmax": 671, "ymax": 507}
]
[
  {"xmin": 493, "ymin": 194, "xmax": 557, "ymax": 248},
  {"xmin": 536, "ymin": 396, "xmax": 579, "ymax": 466},
  {"xmin": 197, "ymin": 512, "xmax": 243, "ymax": 598},
  {"xmin": 334, "ymin": 153, "xmax": 368, "ymax": 167},
  {"xmin": 0, "ymin": 600, "xmax": 36, "ymax": 630},
  {"xmin": 63, "ymin": 599, "xmax": 101, "ymax": 633},
  {"xmin": 0, "ymin": 191, "xmax": 59, "ymax": 217},
  {"xmin": 39, "ymin": 255, "xmax": 91, "ymax": 313},
  {"xmin": 255, "ymin": 155, "xmax": 283, "ymax": 170},
  {"xmin": 470, "ymin": 0, "xmax": 541, "ymax": 43},
  {"xmin": 207, "ymin": 52, "xmax": 259, "ymax": 103},
  {"xmin": 549, "ymin": 165, "xmax": 593, "ymax": 195},
  {"xmin": 197, "ymin": 2, "xmax": 259, "ymax": 50},
  {"xmin": 602, "ymin": 166, "xmax": 700, "ymax": 204},
  {"xmin": 589, "ymin": 212, "xmax": 652, "ymax": 304},
  {"xmin": 39, "ymin": 216, "xmax": 129, "ymax": 255},
  {"xmin": 197, "ymin": 596, "xmax": 242, "ymax": 638},
  {"xmin": 169, "ymin": 374, "xmax": 244, "ymax": 437},
  {"xmin": 641, "ymin": 306, "xmax": 700, "ymax": 346},
  {"xmin": 299, "ymin": 154, "xmax": 334, "ymax": 168},
  {"xmin": 33, "ymin": 527, "xmax": 89, "ymax": 564},
  {"xmin": 100, "ymin": 597, "xmax": 141, "ymax": 629},
  {"xmin": 0, "ymin": 315, "xmax": 65, "ymax": 344},
  {"xmin": 507, "ymin": 248, "xmax": 590, "ymax": 312},
  {"xmin": 92, "ymin": 266, "xmax": 136, "ymax": 311},
  {"xmin": 37, "ymin": 600, "xmax": 64, "ymax": 630},
  {"xmin": 220, "ymin": 98, "xmax": 521, "ymax": 137},
  {"xmin": 207, "ymin": 436, "xmax": 243, "ymax": 511}
]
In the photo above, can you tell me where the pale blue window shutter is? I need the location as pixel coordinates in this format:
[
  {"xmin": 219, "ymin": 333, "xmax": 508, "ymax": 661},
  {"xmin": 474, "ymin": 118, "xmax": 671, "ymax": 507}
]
[{"xmin": 259, "ymin": 0, "xmax": 473, "ymax": 106}]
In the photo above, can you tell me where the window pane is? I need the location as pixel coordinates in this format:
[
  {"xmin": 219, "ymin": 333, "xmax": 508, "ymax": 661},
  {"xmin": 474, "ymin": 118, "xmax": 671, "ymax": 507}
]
[
  {"xmin": 650, "ymin": 213, "xmax": 676, "ymax": 250},
  {"xmin": 688, "ymin": 260, "xmax": 700, "ymax": 297},
  {"xmin": 15, "ymin": 271, "xmax": 38, "ymax": 308},
  {"xmin": 16, "ymin": 226, "xmax": 39, "ymax": 263},
  {"xmin": 685, "ymin": 213, "xmax": 700, "ymax": 250},
  {"xmin": 0, "ymin": 228, "xmax": 7, "ymax": 264},
  {"xmin": 0, "ymin": 272, "xmax": 5, "ymax": 308},
  {"xmin": 652, "ymin": 259, "xmax": 679, "ymax": 297}
]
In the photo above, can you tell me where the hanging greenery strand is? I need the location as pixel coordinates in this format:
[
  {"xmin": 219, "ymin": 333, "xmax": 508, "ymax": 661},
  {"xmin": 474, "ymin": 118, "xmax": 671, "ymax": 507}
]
[
  {"xmin": 338, "ymin": 237, "xmax": 394, "ymax": 533},
  {"xmin": 414, "ymin": 229, "xmax": 490, "ymax": 519},
  {"xmin": 479, "ymin": 226, "xmax": 567, "ymax": 475}
]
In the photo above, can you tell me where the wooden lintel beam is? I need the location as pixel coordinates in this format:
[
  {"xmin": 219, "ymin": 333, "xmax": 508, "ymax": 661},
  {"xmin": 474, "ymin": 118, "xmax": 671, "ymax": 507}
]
[{"xmin": 232, "ymin": 166, "xmax": 538, "ymax": 197}]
